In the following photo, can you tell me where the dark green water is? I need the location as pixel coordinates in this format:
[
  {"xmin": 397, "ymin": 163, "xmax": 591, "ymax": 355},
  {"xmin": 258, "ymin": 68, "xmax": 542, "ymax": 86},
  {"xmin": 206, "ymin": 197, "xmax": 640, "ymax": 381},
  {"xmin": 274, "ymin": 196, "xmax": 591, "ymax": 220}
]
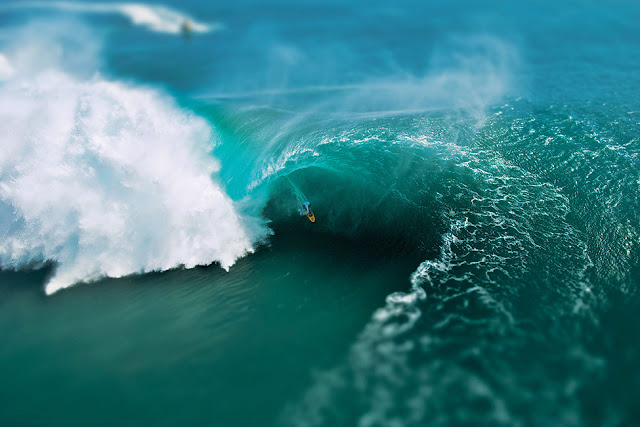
[{"xmin": 0, "ymin": 226, "xmax": 420, "ymax": 426}]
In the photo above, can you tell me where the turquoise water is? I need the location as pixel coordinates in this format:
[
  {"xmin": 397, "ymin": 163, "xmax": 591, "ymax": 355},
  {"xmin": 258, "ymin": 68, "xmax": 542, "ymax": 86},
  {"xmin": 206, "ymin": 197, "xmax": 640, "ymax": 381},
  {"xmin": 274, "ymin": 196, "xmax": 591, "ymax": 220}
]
[{"xmin": 1, "ymin": 1, "xmax": 639, "ymax": 425}]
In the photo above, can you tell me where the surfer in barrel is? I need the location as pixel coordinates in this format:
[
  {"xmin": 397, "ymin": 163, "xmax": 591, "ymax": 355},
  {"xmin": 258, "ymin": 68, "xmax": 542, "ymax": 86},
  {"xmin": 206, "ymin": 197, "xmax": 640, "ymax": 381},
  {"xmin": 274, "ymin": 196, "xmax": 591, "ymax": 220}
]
[{"xmin": 301, "ymin": 201, "xmax": 315, "ymax": 223}]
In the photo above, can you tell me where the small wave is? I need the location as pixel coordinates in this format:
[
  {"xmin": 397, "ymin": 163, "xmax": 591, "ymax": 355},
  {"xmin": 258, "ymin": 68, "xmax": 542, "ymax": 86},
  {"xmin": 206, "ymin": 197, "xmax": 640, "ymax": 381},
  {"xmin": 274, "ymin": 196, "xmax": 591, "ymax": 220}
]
[{"xmin": 5, "ymin": 2, "xmax": 219, "ymax": 34}]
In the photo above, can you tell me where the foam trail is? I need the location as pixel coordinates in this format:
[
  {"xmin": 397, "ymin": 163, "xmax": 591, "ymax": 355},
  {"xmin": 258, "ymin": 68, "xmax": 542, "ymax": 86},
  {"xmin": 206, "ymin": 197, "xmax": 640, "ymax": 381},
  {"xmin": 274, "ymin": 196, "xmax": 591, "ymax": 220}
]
[
  {"xmin": 0, "ymin": 58, "xmax": 260, "ymax": 294},
  {"xmin": 285, "ymin": 176, "xmax": 308, "ymax": 205},
  {"xmin": 5, "ymin": 2, "xmax": 218, "ymax": 34}
]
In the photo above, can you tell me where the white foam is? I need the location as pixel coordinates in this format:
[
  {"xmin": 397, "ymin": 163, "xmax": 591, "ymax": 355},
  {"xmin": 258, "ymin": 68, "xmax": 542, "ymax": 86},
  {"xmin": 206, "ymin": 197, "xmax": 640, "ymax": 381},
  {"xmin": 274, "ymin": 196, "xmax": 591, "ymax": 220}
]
[
  {"xmin": 0, "ymin": 67, "xmax": 260, "ymax": 294},
  {"xmin": 8, "ymin": 2, "xmax": 218, "ymax": 34}
]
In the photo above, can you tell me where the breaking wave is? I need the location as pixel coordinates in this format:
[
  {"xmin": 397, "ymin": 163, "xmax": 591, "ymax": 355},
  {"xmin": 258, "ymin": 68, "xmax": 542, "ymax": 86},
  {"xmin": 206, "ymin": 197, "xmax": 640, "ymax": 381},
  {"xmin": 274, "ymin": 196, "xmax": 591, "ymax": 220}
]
[{"xmin": 0, "ymin": 38, "xmax": 261, "ymax": 294}]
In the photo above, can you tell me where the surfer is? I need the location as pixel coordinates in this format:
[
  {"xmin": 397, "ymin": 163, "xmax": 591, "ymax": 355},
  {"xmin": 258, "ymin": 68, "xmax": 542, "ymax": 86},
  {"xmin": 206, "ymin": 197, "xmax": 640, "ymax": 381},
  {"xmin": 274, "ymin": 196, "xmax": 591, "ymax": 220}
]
[
  {"xmin": 301, "ymin": 201, "xmax": 310, "ymax": 216},
  {"xmin": 285, "ymin": 177, "xmax": 315, "ymax": 222},
  {"xmin": 301, "ymin": 201, "xmax": 316, "ymax": 223}
]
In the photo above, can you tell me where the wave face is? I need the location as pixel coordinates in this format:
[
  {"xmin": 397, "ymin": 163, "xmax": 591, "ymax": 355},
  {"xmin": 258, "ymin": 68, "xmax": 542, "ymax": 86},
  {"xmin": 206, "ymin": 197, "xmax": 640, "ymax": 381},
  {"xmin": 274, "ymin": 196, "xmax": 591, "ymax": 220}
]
[
  {"xmin": 267, "ymin": 98, "xmax": 639, "ymax": 427},
  {"xmin": 0, "ymin": 33, "xmax": 260, "ymax": 294},
  {"xmin": 223, "ymin": 106, "xmax": 604, "ymax": 425},
  {"xmin": 280, "ymin": 115, "xmax": 599, "ymax": 425}
]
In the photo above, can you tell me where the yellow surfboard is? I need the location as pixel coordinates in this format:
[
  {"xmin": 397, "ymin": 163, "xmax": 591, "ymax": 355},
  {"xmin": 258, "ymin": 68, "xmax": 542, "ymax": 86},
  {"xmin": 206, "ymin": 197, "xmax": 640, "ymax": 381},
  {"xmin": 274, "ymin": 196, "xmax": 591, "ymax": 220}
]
[{"xmin": 307, "ymin": 209, "xmax": 316, "ymax": 223}]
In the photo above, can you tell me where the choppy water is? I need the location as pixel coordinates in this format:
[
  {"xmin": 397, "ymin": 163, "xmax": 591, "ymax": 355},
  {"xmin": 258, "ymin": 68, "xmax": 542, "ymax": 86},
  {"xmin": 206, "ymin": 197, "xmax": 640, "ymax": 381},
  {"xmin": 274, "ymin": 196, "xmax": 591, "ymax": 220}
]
[{"xmin": 1, "ymin": 1, "xmax": 639, "ymax": 426}]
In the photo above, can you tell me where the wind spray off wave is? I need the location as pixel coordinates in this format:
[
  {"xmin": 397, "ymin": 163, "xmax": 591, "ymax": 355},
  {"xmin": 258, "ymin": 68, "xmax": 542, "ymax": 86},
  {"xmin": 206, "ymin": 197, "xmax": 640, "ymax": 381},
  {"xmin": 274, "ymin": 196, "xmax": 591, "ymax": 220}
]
[{"xmin": 0, "ymin": 51, "xmax": 261, "ymax": 294}]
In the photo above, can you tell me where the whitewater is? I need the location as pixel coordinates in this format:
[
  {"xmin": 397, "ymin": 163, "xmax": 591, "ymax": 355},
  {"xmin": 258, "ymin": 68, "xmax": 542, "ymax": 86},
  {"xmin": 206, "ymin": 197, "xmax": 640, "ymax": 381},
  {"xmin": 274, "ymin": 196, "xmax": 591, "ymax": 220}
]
[{"xmin": 0, "ymin": 20, "xmax": 263, "ymax": 294}]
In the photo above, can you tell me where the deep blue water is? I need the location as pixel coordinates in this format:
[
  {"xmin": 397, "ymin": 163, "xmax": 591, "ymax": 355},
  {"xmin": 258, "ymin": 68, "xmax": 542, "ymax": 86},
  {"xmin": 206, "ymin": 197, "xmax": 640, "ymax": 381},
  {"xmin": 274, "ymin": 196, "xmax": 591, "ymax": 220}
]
[{"xmin": 0, "ymin": 1, "xmax": 639, "ymax": 425}]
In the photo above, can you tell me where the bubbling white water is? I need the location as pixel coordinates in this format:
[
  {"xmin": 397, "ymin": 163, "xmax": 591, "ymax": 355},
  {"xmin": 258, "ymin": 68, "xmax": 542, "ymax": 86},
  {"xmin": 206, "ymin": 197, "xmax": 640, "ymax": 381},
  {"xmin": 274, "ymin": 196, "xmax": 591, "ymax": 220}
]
[{"xmin": 0, "ymin": 65, "xmax": 259, "ymax": 294}]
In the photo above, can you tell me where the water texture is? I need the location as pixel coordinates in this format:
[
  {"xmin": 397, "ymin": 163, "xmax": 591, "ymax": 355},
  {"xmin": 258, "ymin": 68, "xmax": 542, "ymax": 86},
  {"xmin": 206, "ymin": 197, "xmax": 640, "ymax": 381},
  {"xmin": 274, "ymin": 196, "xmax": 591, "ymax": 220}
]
[{"xmin": 0, "ymin": 1, "xmax": 639, "ymax": 426}]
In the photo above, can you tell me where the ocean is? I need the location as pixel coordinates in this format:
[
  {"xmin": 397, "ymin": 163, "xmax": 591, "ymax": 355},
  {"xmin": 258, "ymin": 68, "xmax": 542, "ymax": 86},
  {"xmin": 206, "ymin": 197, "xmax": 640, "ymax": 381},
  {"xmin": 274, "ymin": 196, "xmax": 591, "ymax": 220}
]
[{"xmin": 0, "ymin": 1, "xmax": 639, "ymax": 425}]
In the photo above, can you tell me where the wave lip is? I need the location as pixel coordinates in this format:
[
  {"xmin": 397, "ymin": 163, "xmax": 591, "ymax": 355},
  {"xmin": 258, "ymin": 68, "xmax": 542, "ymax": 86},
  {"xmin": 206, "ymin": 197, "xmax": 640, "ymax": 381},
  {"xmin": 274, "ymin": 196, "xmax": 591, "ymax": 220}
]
[
  {"xmin": 0, "ymin": 69, "xmax": 257, "ymax": 294},
  {"xmin": 6, "ymin": 1, "xmax": 219, "ymax": 34}
]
